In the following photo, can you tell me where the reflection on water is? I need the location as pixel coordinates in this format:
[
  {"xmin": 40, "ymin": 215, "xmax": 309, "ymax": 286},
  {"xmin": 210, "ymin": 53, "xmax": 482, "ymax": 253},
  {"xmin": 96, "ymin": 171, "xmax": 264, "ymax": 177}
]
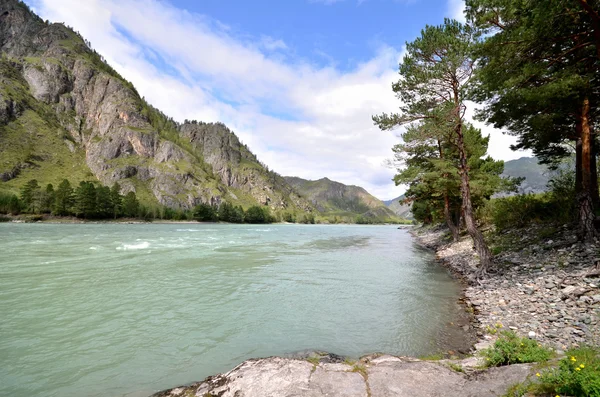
[{"xmin": 0, "ymin": 224, "xmax": 461, "ymax": 397}]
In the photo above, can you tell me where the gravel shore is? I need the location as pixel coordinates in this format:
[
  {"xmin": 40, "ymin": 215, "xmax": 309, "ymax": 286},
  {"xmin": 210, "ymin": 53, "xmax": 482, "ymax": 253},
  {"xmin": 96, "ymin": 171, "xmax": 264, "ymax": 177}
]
[{"xmin": 412, "ymin": 224, "xmax": 600, "ymax": 354}]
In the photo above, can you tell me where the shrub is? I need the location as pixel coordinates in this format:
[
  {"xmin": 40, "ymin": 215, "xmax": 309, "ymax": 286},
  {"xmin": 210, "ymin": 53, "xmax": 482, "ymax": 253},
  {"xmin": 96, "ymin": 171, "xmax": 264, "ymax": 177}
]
[
  {"xmin": 245, "ymin": 205, "xmax": 274, "ymax": 223},
  {"xmin": 481, "ymin": 331, "xmax": 552, "ymax": 367},
  {"xmin": 538, "ymin": 346, "xmax": 600, "ymax": 397},
  {"xmin": 0, "ymin": 192, "xmax": 21, "ymax": 214},
  {"xmin": 491, "ymin": 194, "xmax": 555, "ymax": 230}
]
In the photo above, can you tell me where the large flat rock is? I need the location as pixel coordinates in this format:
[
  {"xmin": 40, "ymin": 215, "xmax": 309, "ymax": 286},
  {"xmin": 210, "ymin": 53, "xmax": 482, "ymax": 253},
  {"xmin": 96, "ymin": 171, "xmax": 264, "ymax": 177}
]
[{"xmin": 152, "ymin": 354, "xmax": 535, "ymax": 397}]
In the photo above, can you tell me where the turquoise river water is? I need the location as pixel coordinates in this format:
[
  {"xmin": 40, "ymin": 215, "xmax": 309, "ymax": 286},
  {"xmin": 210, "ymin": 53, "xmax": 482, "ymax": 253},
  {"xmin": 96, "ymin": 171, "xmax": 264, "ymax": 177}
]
[{"xmin": 0, "ymin": 223, "xmax": 462, "ymax": 397}]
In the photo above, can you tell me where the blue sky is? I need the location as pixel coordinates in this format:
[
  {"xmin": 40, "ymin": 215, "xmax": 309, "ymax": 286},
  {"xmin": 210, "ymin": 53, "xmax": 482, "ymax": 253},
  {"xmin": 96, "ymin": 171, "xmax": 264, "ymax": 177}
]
[
  {"xmin": 166, "ymin": 0, "xmax": 451, "ymax": 70},
  {"xmin": 27, "ymin": 0, "xmax": 526, "ymax": 200}
]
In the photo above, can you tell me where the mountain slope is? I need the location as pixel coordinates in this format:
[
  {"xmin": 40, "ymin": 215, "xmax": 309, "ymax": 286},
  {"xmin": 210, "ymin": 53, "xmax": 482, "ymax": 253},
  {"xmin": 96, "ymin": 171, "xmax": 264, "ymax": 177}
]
[
  {"xmin": 284, "ymin": 176, "xmax": 400, "ymax": 222},
  {"xmin": 501, "ymin": 157, "xmax": 550, "ymax": 194},
  {"xmin": 383, "ymin": 194, "xmax": 413, "ymax": 220},
  {"xmin": 0, "ymin": 0, "xmax": 312, "ymax": 212}
]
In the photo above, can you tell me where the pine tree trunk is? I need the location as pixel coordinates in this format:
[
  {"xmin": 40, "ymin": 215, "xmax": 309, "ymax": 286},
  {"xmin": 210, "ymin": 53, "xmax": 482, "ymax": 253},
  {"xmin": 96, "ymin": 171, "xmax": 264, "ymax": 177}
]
[
  {"xmin": 438, "ymin": 139, "xmax": 459, "ymax": 242},
  {"xmin": 591, "ymin": 137, "xmax": 599, "ymax": 210},
  {"xmin": 444, "ymin": 193, "xmax": 459, "ymax": 242},
  {"xmin": 454, "ymin": 122, "xmax": 492, "ymax": 274},
  {"xmin": 577, "ymin": 97, "xmax": 598, "ymax": 242}
]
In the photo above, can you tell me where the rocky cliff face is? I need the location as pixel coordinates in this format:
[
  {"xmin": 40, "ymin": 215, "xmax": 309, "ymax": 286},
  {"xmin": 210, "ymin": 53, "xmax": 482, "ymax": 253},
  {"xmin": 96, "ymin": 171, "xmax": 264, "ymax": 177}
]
[
  {"xmin": 383, "ymin": 195, "xmax": 413, "ymax": 220},
  {"xmin": 0, "ymin": 0, "xmax": 312, "ymax": 211},
  {"xmin": 284, "ymin": 176, "xmax": 400, "ymax": 221}
]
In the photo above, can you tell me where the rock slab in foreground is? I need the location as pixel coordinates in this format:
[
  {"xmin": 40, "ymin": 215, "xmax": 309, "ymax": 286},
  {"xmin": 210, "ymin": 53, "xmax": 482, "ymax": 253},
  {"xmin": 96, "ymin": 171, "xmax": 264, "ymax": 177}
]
[{"xmin": 152, "ymin": 355, "xmax": 534, "ymax": 397}]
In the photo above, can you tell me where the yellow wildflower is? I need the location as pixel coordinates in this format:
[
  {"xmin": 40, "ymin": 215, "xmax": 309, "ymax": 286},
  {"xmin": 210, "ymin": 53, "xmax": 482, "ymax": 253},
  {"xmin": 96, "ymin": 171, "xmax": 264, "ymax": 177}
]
[
  {"xmin": 536, "ymin": 373, "xmax": 541, "ymax": 377},
  {"xmin": 580, "ymin": 364, "xmax": 585, "ymax": 369},
  {"xmin": 571, "ymin": 356, "xmax": 577, "ymax": 362},
  {"xmin": 576, "ymin": 367, "xmax": 581, "ymax": 371}
]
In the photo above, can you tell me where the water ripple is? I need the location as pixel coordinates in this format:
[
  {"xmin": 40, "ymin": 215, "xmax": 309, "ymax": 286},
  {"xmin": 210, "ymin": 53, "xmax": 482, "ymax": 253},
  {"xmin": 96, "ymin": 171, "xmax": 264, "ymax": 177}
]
[{"xmin": 0, "ymin": 224, "xmax": 462, "ymax": 397}]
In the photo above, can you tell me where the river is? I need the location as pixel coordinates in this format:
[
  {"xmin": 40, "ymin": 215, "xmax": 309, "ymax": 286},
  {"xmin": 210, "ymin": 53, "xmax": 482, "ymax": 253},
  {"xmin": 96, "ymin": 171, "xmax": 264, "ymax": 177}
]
[{"xmin": 0, "ymin": 223, "xmax": 463, "ymax": 397}]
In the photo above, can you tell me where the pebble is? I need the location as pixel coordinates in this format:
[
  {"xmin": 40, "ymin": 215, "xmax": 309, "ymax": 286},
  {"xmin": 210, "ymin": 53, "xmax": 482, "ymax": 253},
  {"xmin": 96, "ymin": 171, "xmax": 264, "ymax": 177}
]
[{"xmin": 414, "ymin": 225, "xmax": 600, "ymax": 350}]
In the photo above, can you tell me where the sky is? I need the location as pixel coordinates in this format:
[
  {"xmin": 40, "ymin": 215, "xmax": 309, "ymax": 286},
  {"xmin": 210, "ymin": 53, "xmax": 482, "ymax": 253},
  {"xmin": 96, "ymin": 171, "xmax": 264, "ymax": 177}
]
[{"xmin": 26, "ymin": 0, "xmax": 530, "ymax": 200}]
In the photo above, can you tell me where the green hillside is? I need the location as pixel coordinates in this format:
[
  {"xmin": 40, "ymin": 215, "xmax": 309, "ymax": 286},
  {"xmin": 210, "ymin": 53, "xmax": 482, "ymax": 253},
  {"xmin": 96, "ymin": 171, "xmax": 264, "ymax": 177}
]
[
  {"xmin": 0, "ymin": 0, "xmax": 312, "ymax": 214},
  {"xmin": 284, "ymin": 176, "xmax": 406, "ymax": 223}
]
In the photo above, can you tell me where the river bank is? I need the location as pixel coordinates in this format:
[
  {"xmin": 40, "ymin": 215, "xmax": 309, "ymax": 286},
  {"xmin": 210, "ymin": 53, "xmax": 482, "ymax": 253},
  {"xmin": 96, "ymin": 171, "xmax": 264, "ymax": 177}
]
[
  {"xmin": 412, "ymin": 224, "xmax": 600, "ymax": 353},
  {"xmin": 154, "ymin": 225, "xmax": 597, "ymax": 397},
  {"xmin": 151, "ymin": 353, "xmax": 534, "ymax": 397}
]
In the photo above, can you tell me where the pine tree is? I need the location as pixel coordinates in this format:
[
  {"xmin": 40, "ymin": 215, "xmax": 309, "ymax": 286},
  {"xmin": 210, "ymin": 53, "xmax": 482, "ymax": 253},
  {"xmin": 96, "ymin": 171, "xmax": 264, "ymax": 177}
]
[
  {"xmin": 53, "ymin": 179, "xmax": 74, "ymax": 216},
  {"xmin": 122, "ymin": 192, "xmax": 139, "ymax": 218},
  {"xmin": 466, "ymin": 0, "xmax": 599, "ymax": 241},
  {"xmin": 393, "ymin": 122, "xmax": 507, "ymax": 236},
  {"xmin": 232, "ymin": 206, "xmax": 245, "ymax": 223},
  {"xmin": 74, "ymin": 181, "xmax": 97, "ymax": 219},
  {"xmin": 95, "ymin": 186, "xmax": 112, "ymax": 218},
  {"xmin": 20, "ymin": 179, "xmax": 40, "ymax": 214},
  {"xmin": 193, "ymin": 203, "xmax": 217, "ymax": 222},
  {"xmin": 42, "ymin": 184, "xmax": 55, "ymax": 214},
  {"xmin": 374, "ymin": 19, "xmax": 493, "ymax": 274},
  {"xmin": 109, "ymin": 183, "xmax": 122, "ymax": 219},
  {"xmin": 218, "ymin": 201, "xmax": 234, "ymax": 222},
  {"xmin": 245, "ymin": 206, "xmax": 267, "ymax": 223}
]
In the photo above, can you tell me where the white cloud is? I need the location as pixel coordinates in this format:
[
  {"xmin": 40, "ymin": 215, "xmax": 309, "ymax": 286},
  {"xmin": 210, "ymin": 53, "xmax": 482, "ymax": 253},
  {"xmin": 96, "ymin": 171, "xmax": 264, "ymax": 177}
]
[
  {"xmin": 259, "ymin": 36, "xmax": 288, "ymax": 52},
  {"xmin": 447, "ymin": 0, "xmax": 466, "ymax": 22},
  {"xmin": 27, "ymin": 0, "xmax": 528, "ymax": 201}
]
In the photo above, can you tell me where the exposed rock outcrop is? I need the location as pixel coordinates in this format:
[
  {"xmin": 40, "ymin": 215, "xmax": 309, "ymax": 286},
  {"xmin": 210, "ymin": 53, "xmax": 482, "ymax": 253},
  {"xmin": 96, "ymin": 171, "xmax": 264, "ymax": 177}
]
[
  {"xmin": 152, "ymin": 354, "xmax": 535, "ymax": 397},
  {"xmin": 0, "ymin": 0, "xmax": 312, "ymax": 212}
]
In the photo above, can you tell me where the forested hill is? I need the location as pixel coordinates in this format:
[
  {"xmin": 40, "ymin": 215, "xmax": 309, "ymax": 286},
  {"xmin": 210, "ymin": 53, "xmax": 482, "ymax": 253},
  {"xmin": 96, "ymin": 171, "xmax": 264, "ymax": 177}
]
[
  {"xmin": 284, "ymin": 176, "xmax": 401, "ymax": 223},
  {"xmin": 501, "ymin": 157, "xmax": 550, "ymax": 194},
  {"xmin": 0, "ymin": 0, "xmax": 312, "ymax": 213}
]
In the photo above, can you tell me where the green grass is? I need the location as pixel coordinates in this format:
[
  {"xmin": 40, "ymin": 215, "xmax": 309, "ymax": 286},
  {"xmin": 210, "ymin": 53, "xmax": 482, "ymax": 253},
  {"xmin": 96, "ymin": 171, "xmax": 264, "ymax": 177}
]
[
  {"xmin": 0, "ymin": 110, "xmax": 91, "ymax": 195},
  {"xmin": 481, "ymin": 331, "xmax": 553, "ymax": 367},
  {"xmin": 537, "ymin": 346, "xmax": 600, "ymax": 397},
  {"xmin": 419, "ymin": 353, "xmax": 445, "ymax": 361},
  {"xmin": 351, "ymin": 363, "xmax": 368, "ymax": 377},
  {"xmin": 447, "ymin": 362, "xmax": 464, "ymax": 373},
  {"xmin": 502, "ymin": 346, "xmax": 600, "ymax": 397}
]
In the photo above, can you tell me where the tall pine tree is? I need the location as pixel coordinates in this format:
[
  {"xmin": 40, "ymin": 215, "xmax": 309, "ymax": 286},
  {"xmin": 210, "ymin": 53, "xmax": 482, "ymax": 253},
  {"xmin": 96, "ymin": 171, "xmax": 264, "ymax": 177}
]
[
  {"xmin": 53, "ymin": 179, "xmax": 74, "ymax": 216},
  {"xmin": 466, "ymin": 0, "xmax": 599, "ymax": 241},
  {"xmin": 374, "ymin": 19, "xmax": 494, "ymax": 274}
]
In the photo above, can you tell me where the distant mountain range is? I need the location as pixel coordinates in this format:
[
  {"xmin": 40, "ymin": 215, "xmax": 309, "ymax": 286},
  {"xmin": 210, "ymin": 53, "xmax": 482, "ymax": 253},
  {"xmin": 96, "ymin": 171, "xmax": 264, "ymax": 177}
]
[
  {"xmin": 284, "ymin": 176, "xmax": 402, "ymax": 223},
  {"xmin": 501, "ymin": 156, "xmax": 550, "ymax": 194}
]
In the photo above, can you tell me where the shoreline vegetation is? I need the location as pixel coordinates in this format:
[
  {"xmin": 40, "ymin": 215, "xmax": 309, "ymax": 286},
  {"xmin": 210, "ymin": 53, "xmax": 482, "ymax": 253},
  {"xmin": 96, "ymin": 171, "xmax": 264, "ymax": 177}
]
[
  {"xmin": 0, "ymin": 179, "xmax": 412, "ymax": 225},
  {"xmin": 0, "ymin": 213, "xmax": 409, "ymax": 225}
]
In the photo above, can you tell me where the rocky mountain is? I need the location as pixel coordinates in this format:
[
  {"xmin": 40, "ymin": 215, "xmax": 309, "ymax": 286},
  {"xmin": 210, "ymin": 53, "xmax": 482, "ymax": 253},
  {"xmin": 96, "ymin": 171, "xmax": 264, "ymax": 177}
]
[
  {"xmin": 501, "ymin": 157, "xmax": 550, "ymax": 194},
  {"xmin": 284, "ymin": 176, "xmax": 401, "ymax": 222},
  {"xmin": 0, "ymin": 0, "xmax": 312, "ymax": 212},
  {"xmin": 383, "ymin": 195, "xmax": 413, "ymax": 220}
]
